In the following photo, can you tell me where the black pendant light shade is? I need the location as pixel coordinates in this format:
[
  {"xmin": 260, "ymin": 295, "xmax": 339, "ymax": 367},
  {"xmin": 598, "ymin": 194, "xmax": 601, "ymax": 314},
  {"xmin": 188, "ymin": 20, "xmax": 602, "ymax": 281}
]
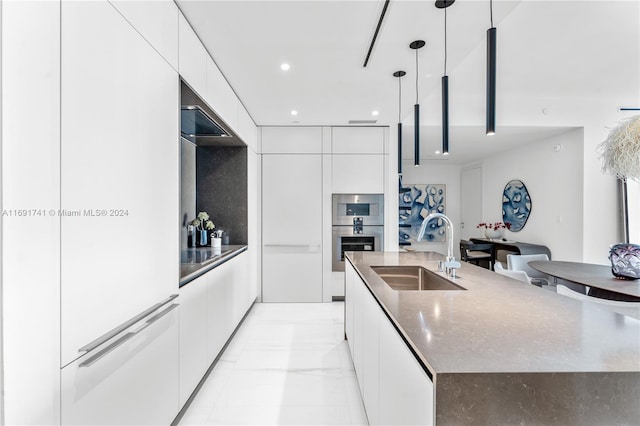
[
  {"xmin": 393, "ymin": 70, "xmax": 406, "ymax": 175},
  {"xmin": 414, "ymin": 103, "xmax": 420, "ymax": 166},
  {"xmin": 436, "ymin": 0, "xmax": 454, "ymax": 154},
  {"xmin": 441, "ymin": 75, "xmax": 449, "ymax": 154},
  {"xmin": 486, "ymin": 27, "xmax": 497, "ymax": 135},
  {"xmin": 486, "ymin": 0, "xmax": 497, "ymax": 135},
  {"xmin": 410, "ymin": 40, "xmax": 425, "ymax": 167}
]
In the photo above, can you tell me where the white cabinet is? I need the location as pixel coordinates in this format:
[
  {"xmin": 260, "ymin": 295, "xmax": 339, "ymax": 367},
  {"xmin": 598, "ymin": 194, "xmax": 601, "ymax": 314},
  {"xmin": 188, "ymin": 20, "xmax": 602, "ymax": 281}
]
[
  {"xmin": 262, "ymin": 154, "xmax": 323, "ymax": 302},
  {"xmin": 207, "ymin": 260, "xmax": 235, "ymax": 360},
  {"xmin": 332, "ymin": 154, "xmax": 384, "ymax": 194},
  {"xmin": 238, "ymin": 103, "xmax": 258, "ymax": 152},
  {"xmin": 345, "ymin": 262, "xmax": 356, "ymax": 355},
  {"xmin": 179, "ymin": 13, "xmax": 207, "ymax": 96},
  {"xmin": 180, "ymin": 252, "xmax": 254, "ymax": 408},
  {"xmin": 61, "ymin": 303, "xmax": 180, "ymax": 425},
  {"xmin": 362, "ymin": 286, "xmax": 381, "ymax": 425},
  {"xmin": 1, "ymin": 2, "xmax": 61, "ymax": 424},
  {"xmin": 261, "ymin": 127, "xmax": 323, "ymax": 154},
  {"xmin": 179, "ymin": 275, "xmax": 210, "ymax": 406},
  {"xmin": 262, "ymin": 154, "xmax": 322, "ymax": 245},
  {"xmin": 352, "ymin": 272, "xmax": 364, "ymax": 390},
  {"xmin": 345, "ymin": 260, "xmax": 434, "ymax": 426},
  {"xmin": 230, "ymin": 251, "xmax": 252, "ymax": 323},
  {"xmin": 332, "ymin": 127, "xmax": 385, "ymax": 154},
  {"xmin": 379, "ymin": 316, "xmax": 434, "ymax": 426},
  {"xmin": 109, "ymin": 0, "xmax": 179, "ymax": 69},
  {"xmin": 206, "ymin": 55, "xmax": 238, "ymax": 131},
  {"xmin": 60, "ymin": 0, "xmax": 179, "ymax": 368}
]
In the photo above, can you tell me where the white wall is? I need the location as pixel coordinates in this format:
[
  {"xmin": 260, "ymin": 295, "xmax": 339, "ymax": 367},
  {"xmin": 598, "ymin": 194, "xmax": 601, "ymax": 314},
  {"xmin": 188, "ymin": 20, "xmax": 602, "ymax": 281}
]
[
  {"xmin": 480, "ymin": 129, "xmax": 584, "ymax": 262},
  {"xmin": 400, "ymin": 161, "xmax": 462, "ymax": 259}
]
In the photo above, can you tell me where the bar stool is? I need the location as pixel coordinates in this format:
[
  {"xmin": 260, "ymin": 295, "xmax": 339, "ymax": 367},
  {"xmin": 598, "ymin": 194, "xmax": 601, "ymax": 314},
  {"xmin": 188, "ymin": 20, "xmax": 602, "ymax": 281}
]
[{"xmin": 460, "ymin": 240, "xmax": 496, "ymax": 270}]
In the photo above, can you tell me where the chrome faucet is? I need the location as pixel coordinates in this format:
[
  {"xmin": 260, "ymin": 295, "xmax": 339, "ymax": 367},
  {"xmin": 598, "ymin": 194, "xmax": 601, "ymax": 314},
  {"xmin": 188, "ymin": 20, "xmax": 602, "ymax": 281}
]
[{"xmin": 416, "ymin": 213, "xmax": 461, "ymax": 277}]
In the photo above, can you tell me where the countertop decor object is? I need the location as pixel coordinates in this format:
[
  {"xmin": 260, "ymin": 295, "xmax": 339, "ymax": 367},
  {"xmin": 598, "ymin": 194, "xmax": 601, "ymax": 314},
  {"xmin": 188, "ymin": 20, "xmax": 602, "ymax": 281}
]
[
  {"xmin": 190, "ymin": 211, "xmax": 215, "ymax": 247},
  {"xmin": 598, "ymin": 115, "xmax": 640, "ymax": 181},
  {"xmin": 477, "ymin": 221, "xmax": 510, "ymax": 239},
  {"xmin": 608, "ymin": 243, "xmax": 640, "ymax": 280}
]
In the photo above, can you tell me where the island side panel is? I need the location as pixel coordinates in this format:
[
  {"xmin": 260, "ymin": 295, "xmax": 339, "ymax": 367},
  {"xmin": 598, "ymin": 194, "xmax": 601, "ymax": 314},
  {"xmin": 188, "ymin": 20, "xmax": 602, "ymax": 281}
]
[{"xmin": 435, "ymin": 372, "xmax": 640, "ymax": 426}]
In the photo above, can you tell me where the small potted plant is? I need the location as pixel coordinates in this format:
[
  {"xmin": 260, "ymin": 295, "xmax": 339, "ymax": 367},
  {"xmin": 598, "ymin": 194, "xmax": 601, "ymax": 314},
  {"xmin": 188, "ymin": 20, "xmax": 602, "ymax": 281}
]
[
  {"xmin": 477, "ymin": 221, "xmax": 511, "ymax": 240},
  {"xmin": 191, "ymin": 211, "xmax": 215, "ymax": 247}
]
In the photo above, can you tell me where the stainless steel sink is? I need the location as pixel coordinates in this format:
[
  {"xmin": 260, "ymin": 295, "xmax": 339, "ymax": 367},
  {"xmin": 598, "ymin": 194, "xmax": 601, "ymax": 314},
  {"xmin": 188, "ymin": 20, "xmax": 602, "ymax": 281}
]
[{"xmin": 371, "ymin": 265, "xmax": 466, "ymax": 291}]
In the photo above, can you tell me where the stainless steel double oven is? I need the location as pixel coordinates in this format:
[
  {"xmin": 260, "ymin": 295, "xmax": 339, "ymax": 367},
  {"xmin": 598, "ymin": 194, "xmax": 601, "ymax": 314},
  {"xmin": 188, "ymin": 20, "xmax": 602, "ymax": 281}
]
[{"xmin": 332, "ymin": 194, "xmax": 384, "ymax": 271}]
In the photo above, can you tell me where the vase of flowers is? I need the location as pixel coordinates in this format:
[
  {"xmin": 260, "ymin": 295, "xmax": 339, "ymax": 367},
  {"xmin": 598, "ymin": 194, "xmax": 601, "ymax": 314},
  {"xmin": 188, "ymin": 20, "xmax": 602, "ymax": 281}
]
[
  {"xmin": 191, "ymin": 211, "xmax": 215, "ymax": 247},
  {"xmin": 477, "ymin": 222, "xmax": 511, "ymax": 240}
]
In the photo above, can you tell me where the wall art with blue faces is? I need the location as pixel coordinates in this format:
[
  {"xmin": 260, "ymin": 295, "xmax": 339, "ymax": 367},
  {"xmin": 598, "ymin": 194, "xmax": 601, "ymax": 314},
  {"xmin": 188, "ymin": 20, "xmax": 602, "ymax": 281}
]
[
  {"xmin": 502, "ymin": 179, "xmax": 531, "ymax": 232},
  {"xmin": 399, "ymin": 180, "xmax": 446, "ymax": 243}
]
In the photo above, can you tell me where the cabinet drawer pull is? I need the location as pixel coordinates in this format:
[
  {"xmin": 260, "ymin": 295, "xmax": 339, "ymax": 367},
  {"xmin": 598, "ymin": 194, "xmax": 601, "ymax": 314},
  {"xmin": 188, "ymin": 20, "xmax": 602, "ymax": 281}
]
[
  {"xmin": 79, "ymin": 303, "xmax": 178, "ymax": 368},
  {"xmin": 78, "ymin": 294, "xmax": 178, "ymax": 354}
]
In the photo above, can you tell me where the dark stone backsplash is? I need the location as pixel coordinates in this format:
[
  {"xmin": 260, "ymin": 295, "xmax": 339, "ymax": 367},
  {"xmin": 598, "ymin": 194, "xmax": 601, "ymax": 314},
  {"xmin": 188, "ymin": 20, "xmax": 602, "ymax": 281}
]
[{"xmin": 196, "ymin": 146, "xmax": 248, "ymax": 245}]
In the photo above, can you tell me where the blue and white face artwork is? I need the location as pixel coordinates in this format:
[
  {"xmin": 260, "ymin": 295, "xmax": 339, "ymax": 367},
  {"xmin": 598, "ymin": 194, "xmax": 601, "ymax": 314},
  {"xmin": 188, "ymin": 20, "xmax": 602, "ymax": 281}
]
[{"xmin": 502, "ymin": 179, "xmax": 531, "ymax": 232}]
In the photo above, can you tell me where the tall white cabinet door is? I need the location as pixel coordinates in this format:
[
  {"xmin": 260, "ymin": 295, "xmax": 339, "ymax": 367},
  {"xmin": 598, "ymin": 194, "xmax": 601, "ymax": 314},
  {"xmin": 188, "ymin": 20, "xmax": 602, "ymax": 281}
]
[
  {"xmin": 60, "ymin": 0, "xmax": 179, "ymax": 367},
  {"xmin": 262, "ymin": 154, "xmax": 323, "ymax": 302}
]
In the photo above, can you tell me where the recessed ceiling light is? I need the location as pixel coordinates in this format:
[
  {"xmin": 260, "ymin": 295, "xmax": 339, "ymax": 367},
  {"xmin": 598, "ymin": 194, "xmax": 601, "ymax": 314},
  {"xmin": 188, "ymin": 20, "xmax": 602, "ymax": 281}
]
[
  {"xmin": 280, "ymin": 63, "xmax": 290, "ymax": 71},
  {"xmin": 372, "ymin": 110, "xmax": 379, "ymax": 116},
  {"xmin": 424, "ymin": 74, "xmax": 432, "ymax": 78},
  {"xmin": 435, "ymin": 150, "xmax": 441, "ymax": 155},
  {"xmin": 291, "ymin": 110, "xmax": 298, "ymax": 116}
]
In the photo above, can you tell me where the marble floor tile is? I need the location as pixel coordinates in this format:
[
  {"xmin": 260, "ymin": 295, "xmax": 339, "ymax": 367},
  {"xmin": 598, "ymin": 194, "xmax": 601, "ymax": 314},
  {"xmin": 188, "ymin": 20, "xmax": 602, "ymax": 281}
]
[{"xmin": 179, "ymin": 302, "xmax": 368, "ymax": 426}]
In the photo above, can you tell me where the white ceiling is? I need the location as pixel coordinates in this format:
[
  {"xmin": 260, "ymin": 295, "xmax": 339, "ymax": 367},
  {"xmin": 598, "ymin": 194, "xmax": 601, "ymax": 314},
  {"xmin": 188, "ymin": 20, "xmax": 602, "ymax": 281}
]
[{"xmin": 176, "ymin": 0, "xmax": 640, "ymax": 162}]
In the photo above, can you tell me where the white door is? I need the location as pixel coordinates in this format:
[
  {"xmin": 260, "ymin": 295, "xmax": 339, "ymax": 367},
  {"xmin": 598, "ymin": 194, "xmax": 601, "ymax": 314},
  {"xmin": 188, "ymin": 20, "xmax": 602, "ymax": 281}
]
[
  {"xmin": 262, "ymin": 154, "xmax": 323, "ymax": 302},
  {"xmin": 460, "ymin": 166, "xmax": 483, "ymax": 241}
]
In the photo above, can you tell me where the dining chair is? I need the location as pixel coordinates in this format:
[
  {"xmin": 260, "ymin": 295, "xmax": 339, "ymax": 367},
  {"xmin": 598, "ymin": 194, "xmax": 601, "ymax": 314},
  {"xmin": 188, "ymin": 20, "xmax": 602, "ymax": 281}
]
[
  {"xmin": 556, "ymin": 285, "xmax": 640, "ymax": 319},
  {"xmin": 460, "ymin": 240, "xmax": 495, "ymax": 270},
  {"xmin": 507, "ymin": 254, "xmax": 552, "ymax": 287},
  {"xmin": 494, "ymin": 262, "xmax": 534, "ymax": 285}
]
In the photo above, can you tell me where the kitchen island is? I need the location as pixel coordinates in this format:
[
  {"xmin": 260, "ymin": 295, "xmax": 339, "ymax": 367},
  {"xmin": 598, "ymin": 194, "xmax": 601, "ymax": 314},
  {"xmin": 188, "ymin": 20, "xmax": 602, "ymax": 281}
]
[{"xmin": 345, "ymin": 251, "xmax": 640, "ymax": 425}]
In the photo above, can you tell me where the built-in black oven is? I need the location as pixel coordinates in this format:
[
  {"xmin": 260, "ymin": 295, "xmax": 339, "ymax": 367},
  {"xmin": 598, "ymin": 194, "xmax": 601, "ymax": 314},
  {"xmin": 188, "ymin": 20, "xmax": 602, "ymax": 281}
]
[{"xmin": 331, "ymin": 194, "xmax": 384, "ymax": 271}]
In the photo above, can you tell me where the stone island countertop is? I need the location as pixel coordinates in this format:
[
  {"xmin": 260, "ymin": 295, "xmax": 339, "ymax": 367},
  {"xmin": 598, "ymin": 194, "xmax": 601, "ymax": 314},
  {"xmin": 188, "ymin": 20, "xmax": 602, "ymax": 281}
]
[{"xmin": 346, "ymin": 251, "xmax": 640, "ymax": 425}]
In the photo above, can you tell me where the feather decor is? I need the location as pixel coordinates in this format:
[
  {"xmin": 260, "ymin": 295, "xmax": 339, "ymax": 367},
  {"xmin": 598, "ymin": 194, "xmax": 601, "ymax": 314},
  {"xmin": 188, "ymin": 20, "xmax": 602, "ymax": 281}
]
[{"xmin": 598, "ymin": 115, "xmax": 640, "ymax": 182}]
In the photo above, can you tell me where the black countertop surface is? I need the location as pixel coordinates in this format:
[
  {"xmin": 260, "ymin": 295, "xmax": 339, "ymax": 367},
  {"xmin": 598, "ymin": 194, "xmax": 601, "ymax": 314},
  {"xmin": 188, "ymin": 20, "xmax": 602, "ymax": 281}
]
[{"xmin": 179, "ymin": 245, "xmax": 247, "ymax": 287}]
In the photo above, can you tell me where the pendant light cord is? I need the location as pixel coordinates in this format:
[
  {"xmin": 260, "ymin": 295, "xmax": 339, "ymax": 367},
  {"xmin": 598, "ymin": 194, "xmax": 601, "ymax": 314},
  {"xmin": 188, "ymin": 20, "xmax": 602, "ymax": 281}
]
[
  {"xmin": 444, "ymin": 6, "xmax": 448, "ymax": 76},
  {"xmin": 490, "ymin": 0, "xmax": 494, "ymax": 28},
  {"xmin": 398, "ymin": 77, "xmax": 402, "ymax": 122}
]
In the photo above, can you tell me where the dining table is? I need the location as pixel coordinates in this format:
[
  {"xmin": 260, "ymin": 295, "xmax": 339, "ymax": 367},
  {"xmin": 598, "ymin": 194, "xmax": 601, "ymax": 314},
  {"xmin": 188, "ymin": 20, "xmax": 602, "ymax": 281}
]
[{"xmin": 529, "ymin": 260, "xmax": 640, "ymax": 302}]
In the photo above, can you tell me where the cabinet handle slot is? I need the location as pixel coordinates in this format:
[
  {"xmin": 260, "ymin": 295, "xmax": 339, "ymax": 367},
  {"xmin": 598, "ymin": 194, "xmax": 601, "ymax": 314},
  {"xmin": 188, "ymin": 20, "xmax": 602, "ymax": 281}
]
[
  {"xmin": 78, "ymin": 294, "xmax": 178, "ymax": 354},
  {"xmin": 79, "ymin": 303, "xmax": 178, "ymax": 368}
]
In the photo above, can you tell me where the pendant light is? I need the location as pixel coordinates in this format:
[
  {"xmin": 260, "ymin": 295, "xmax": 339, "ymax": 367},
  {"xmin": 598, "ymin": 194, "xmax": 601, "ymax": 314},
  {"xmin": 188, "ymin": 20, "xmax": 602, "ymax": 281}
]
[
  {"xmin": 486, "ymin": 0, "xmax": 497, "ymax": 135},
  {"xmin": 393, "ymin": 70, "xmax": 407, "ymax": 174},
  {"xmin": 436, "ymin": 0, "xmax": 455, "ymax": 155},
  {"xmin": 410, "ymin": 40, "xmax": 425, "ymax": 166}
]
